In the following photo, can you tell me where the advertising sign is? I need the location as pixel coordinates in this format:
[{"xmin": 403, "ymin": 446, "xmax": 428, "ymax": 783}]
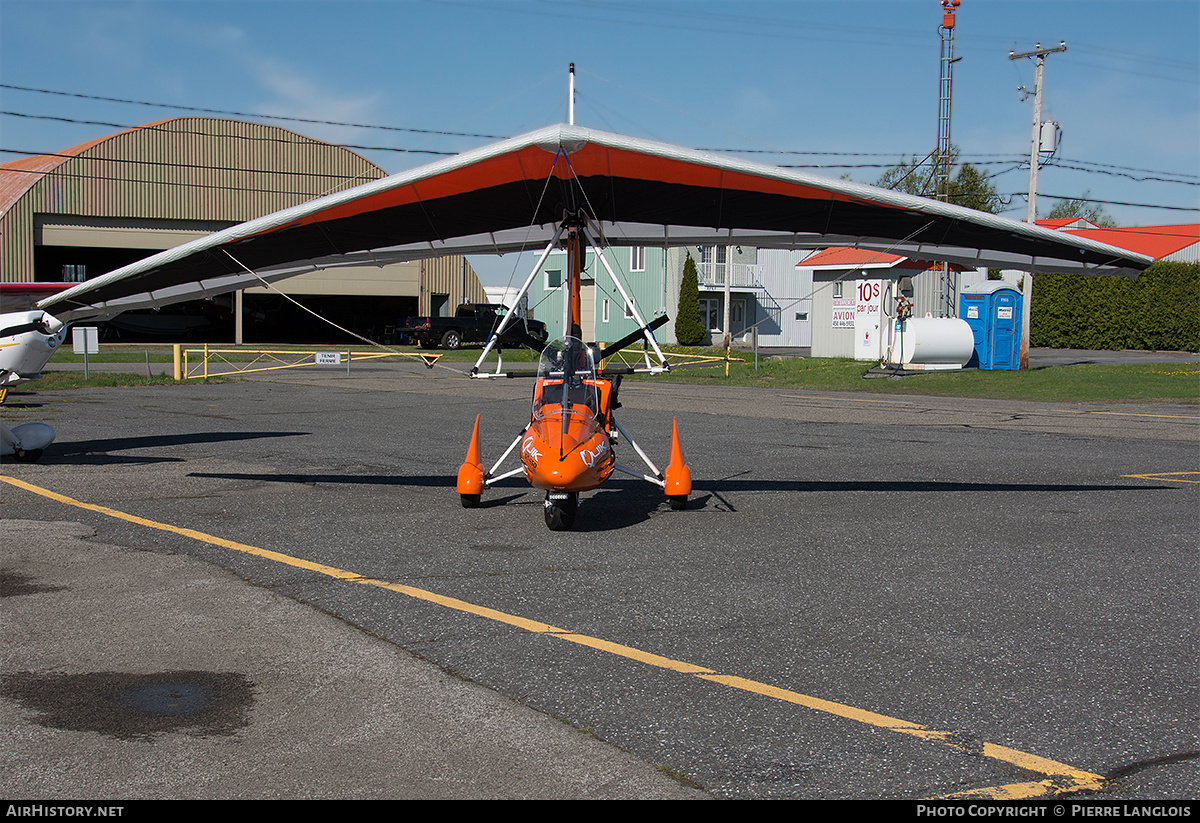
[{"xmin": 853, "ymin": 280, "xmax": 883, "ymax": 361}]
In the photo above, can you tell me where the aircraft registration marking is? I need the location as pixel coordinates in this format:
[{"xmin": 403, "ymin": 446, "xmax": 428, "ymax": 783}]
[{"xmin": 3, "ymin": 473, "xmax": 1107, "ymax": 800}]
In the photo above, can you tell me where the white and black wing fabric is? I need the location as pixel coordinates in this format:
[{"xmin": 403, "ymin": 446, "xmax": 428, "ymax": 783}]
[{"xmin": 39, "ymin": 124, "xmax": 1153, "ymax": 322}]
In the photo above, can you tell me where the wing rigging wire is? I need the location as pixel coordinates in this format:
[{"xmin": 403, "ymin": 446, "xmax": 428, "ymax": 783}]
[
  {"xmin": 550, "ymin": 142, "xmax": 947, "ymax": 363},
  {"xmin": 738, "ymin": 219, "xmax": 941, "ymax": 346},
  {"xmin": 220, "ymin": 250, "xmax": 463, "ymax": 374},
  {"xmin": 555, "ymin": 147, "xmax": 650, "ymax": 322},
  {"xmin": 501, "ymin": 147, "xmax": 566, "ymax": 295}
]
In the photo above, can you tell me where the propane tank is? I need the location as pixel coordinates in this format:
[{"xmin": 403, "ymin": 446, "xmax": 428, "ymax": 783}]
[{"xmin": 888, "ymin": 315, "xmax": 974, "ymax": 367}]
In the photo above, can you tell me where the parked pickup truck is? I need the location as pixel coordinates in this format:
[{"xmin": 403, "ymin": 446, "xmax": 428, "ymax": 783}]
[{"xmin": 408, "ymin": 303, "xmax": 548, "ymax": 350}]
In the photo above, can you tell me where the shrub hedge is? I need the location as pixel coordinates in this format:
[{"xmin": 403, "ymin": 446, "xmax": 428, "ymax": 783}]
[{"xmin": 1031, "ymin": 261, "xmax": 1199, "ymax": 352}]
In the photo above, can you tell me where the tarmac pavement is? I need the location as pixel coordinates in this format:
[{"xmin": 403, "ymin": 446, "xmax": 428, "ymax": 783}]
[
  {"xmin": 1, "ymin": 519, "xmax": 708, "ymax": 799},
  {"xmin": 3, "ymin": 346, "xmax": 1196, "ymax": 801}
]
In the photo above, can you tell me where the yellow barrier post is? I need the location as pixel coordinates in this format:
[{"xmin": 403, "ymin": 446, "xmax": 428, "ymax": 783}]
[{"xmin": 173, "ymin": 344, "xmax": 182, "ymax": 380}]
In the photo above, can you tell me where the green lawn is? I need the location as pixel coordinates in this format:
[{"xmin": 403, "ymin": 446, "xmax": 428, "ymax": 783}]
[
  {"xmin": 646, "ymin": 355, "xmax": 1200, "ymax": 403},
  {"xmin": 34, "ymin": 343, "xmax": 1200, "ymax": 403}
]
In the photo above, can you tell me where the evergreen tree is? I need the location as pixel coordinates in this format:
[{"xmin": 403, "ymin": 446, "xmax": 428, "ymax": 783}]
[{"xmin": 675, "ymin": 253, "xmax": 706, "ymax": 346}]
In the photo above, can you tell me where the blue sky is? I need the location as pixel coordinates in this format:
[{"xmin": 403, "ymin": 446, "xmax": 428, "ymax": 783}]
[{"xmin": 2, "ymin": 0, "xmax": 1197, "ymax": 285}]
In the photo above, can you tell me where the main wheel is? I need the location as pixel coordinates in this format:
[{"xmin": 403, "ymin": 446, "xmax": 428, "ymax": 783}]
[
  {"xmin": 460, "ymin": 493, "xmax": 481, "ymax": 508},
  {"xmin": 441, "ymin": 330, "xmax": 462, "ymax": 350},
  {"xmin": 543, "ymin": 492, "xmax": 578, "ymax": 531}
]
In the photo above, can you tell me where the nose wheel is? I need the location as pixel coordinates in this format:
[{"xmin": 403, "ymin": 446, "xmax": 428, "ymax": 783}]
[{"xmin": 544, "ymin": 492, "xmax": 578, "ymax": 531}]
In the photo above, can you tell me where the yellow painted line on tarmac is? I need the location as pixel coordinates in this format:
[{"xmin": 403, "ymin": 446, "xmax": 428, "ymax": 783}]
[
  {"xmin": 1048, "ymin": 409, "xmax": 1200, "ymax": 421},
  {"xmin": 1, "ymin": 473, "xmax": 1103, "ymax": 800},
  {"xmin": 695, "ymin": 674, "xmax": 1103, "ymax": 797},
  {"xmin": 1121, "ymin": 471, "xmax": 1200, "ymax": 484},
  {"xmin": 777, "ymin": 394, "xmax": 914, "ymax": 405},
  {"xmin": 1, "ymin": 476, "xmax": 362, "ymax": 580}
]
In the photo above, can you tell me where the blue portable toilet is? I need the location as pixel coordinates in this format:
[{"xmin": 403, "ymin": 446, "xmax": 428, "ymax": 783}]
[{"xmin": 959, "ymin": 282, "xmax": 1023, "ymax": 370}]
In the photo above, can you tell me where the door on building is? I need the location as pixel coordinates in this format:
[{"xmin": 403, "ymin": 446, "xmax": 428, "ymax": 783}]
[{"xmin": 730, "ymin": 298, "xmax": 747, "ymax": 337}]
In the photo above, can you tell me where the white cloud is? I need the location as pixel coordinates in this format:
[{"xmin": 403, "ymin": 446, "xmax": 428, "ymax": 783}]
[{"xmin": 249, "ymin": 56, "xmax": 379, "ymax": 126}]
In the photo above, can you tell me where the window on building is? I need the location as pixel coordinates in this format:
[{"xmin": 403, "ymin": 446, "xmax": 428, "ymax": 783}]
[
  {"xmin": 624, "ymin": 301, "xmax": 634, "ymax": 319},
  {"xmin": 699, "ymin": 246, "xmax": 727, "ymax": 284},
  {"xmin": 546, "ymin": 269, "xmax": 562, "ymax": 290},
  {"xmin": 631, "ymin": 247, "xmax": 645, "ymax": 271},
  {"xmin": 62, "ymin": 264, "xmax": 87, "ymax": 283},
  {"xmin": 833, "ymin": 281, "xmax": 843, "ymax": 299},
  {"xmin": 602, "ymin": 298, "xmax": 610, "ymax": 323}
]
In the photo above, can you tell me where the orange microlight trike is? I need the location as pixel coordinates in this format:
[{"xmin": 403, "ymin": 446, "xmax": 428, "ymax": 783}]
[{"xmin": 456, "ymin": 216, "xmax": 690, "ymax": 530}]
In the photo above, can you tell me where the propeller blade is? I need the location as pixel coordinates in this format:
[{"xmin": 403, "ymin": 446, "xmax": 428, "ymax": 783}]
[{"xmin": 599, "ymin": 314, "xmax": 670, "ymax": 361}]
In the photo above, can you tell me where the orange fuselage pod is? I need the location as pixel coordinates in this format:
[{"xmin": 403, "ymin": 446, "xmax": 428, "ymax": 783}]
[{"xmin": 523, "ymin": 378, "xmax": 615, "ymax": 492}]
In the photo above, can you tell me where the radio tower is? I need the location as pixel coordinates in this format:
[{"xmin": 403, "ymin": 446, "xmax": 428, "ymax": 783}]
[
  {"xmin": 934, "ymin": 0, "xmax": 961, "ymax": 316},
  {"xmin": 934, "ymin": 0, "xmax": 960, "ymax": 201}
]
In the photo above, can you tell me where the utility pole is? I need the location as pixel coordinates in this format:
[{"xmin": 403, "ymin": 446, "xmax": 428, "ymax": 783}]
[{"xmin": 1009, "ymin": 40, "xmax": 1066, "ymax": 367}]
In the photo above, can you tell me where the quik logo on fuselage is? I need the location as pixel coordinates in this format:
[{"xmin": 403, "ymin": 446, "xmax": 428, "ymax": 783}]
[
  {"xmin": 522, "ymin": 436, "xmax": 541, "ymax": 466},
  {"xmin": 580, "ymin": 438, "xmax": 609, "ymax": 469}
]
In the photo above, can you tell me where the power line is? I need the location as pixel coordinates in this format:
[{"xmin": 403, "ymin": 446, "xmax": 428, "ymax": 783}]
[
  {"xmin": 6, "ymin": 86, "xmax": 1196, "ymax": 184},
  {"xmin": 0, "ymin": 110, "xmax": 456, "ymax": 157},
  {"xmin": 11, "ymin": 85, "xmax": 1196, "ymax": 181},
  {"xmin": 0, "ymin": 148, "xmax": 383, "ymax": 183},
  {"xmin": 3, "ymin": 87, "xmax": 1196, "ymax": 213},
  {"xmin": 1006, "ymin": 193, "xmax": 1199, "ymax": 212},
  {"xmin": 0, "ymin": 83, "xmax": 505, "ymax": 141},
  {"xmin": 5, "ymin": 148, "xmax": 1195, "ymax": 214},
  {"xmin": 0, "ymin": 163, "xmax": 366, "ymax": 200}
]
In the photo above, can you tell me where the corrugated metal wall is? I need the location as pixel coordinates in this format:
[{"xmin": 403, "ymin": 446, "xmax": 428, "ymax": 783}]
[
  {"xmin": 419, "ymin": 256, "xmax": 487, "ymax": 315},
  {"xmin": 752, "ymin": 249, "xmax": 814, "ymax": 347},
  {"xmin": 1163, "ymin": 243, "xmax": 1200, "ymax": 264},
  {"xmin": 41, "ymin": 118, "xmax": 381, "ymax": 223},
  {"xmin": 2, "ymin": 118, "xmax": 387, "ymax": 283},
  {"xmin": 2, "ymin": 118, "xmax": 486, "ymax": 310}
]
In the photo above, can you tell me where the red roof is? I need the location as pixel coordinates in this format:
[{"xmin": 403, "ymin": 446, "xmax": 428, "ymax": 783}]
[
  {"xmin": 800, "ymin": 247, "xmax": 905, "ymax": 268},
  {"xmin": 799, "ymin": 247, "xmax": 965, "ymax": 271},
  {"xmin": 1059, "ymin": 224, "xmax": 1199, "ymax": 260}
]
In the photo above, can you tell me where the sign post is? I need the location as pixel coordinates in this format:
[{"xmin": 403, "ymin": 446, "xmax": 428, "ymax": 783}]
[{"xmin": 72, "ymin": 327, "xmax": 99, "ymax": 380}]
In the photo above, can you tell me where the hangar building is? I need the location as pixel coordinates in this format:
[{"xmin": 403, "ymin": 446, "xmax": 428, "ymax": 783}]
[{"xmin": 0, "ymin": 117, "xmax": 485, "ymax": 342}]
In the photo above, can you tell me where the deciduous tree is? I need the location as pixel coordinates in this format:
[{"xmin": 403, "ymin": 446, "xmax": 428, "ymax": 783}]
[
  {"xmin": 875, "ymin": 147, "xmax": 1001, "ymax": 214},
  {"xmin": 1045, "ymin": 194, "xmax": 1117, "ymax": 228}
]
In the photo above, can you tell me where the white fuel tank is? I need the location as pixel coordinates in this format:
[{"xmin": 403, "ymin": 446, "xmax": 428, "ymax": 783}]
[{"xmin": 890, "ymin": 316, "xmax": 974, "ymax": 366}]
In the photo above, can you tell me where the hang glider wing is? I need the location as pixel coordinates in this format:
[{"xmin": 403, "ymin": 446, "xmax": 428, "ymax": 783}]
[{"xmin": 38, "ymin": 124, "xmax": 1153, "ymax": 323}]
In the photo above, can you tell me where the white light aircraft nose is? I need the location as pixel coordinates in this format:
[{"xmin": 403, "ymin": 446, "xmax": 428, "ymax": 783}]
[{"xmin": 1, "ymin": 310, "xmax": 68, "ymax": 461}]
